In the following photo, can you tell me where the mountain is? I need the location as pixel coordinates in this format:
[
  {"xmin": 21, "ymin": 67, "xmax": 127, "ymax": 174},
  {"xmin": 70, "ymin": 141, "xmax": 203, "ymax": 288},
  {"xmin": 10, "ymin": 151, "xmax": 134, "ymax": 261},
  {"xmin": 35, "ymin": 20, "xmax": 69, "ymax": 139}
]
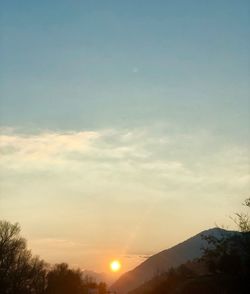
[{"xmin": 110, "ymin": 228, "xmax": 236, "ymax": 294}]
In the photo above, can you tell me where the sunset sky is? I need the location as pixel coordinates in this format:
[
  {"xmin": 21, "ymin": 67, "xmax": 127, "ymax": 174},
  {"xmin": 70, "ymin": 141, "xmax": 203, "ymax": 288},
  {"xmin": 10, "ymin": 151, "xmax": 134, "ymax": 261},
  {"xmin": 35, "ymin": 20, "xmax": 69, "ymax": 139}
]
[{"xmin": 0, "ymin": 1, "xmax": 249, "ymax": 274}]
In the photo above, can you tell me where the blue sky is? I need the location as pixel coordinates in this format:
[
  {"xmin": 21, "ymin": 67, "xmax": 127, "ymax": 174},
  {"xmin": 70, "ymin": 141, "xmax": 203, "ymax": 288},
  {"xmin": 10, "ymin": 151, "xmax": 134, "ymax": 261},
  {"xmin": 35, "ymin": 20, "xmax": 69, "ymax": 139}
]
[
  {"xmin": 0, "ymin": 0, "xmax": 249, "ymax": 272},
  {"xmin": 1, "ymin": 0, "xmax": 249, "ymax": 135}
]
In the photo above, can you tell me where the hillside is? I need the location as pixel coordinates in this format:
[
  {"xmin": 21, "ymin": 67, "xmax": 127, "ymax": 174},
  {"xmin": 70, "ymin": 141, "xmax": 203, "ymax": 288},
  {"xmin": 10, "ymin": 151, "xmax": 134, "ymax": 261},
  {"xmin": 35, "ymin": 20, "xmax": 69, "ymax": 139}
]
[{"xmin": 130, "ymin": 272, "xmax": 250, "ymax": 294}]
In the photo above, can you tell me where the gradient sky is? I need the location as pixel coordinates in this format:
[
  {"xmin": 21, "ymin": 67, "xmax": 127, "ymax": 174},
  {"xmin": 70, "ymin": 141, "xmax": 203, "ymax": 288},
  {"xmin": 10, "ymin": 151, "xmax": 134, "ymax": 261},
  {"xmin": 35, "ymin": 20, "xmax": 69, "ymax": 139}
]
[{"xmin": 0, "ymin": 0, "xmax": 249, "ymax": 274}]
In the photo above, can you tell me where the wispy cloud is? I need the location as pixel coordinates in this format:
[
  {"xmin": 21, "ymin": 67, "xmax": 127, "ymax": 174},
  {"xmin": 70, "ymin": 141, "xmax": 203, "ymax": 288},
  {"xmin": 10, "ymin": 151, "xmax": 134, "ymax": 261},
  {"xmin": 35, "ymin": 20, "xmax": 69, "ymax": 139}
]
[
  {"xmin": 0, "ymin": 130, "xmax": 99, "ymax": 168},
  {"xmin": 0, "ymin": 126, "xmax": 249, "ymax": 190}
]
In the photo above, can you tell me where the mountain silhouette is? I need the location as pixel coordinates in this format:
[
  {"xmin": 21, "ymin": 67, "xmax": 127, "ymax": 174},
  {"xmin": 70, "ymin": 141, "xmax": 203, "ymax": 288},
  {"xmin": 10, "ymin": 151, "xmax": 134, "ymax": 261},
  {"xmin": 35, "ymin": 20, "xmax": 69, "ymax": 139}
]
[{"xmin": 110, "ymin": 228, "xmax": 236, "ymax": 294}]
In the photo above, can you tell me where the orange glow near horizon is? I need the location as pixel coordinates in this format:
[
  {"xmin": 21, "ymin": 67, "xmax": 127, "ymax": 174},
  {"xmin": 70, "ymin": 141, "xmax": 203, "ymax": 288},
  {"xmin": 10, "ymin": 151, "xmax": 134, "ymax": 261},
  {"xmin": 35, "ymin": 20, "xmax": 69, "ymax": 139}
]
[{"xmin": 110, "ymin": 260, "xmax": 121, "ymax": 272}]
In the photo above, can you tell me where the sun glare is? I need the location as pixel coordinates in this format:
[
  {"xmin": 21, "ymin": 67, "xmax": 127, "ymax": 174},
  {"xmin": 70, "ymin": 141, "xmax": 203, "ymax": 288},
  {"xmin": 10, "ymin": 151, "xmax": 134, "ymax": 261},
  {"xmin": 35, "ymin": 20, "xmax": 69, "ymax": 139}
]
[{"xmin": 110, "ymin": 260, "xmax": 121, "ymax": 272}]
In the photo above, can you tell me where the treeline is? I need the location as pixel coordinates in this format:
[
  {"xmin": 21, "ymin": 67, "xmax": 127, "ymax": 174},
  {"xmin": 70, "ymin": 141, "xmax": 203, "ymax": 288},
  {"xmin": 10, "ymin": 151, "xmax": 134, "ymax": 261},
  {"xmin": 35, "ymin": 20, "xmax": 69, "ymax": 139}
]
[
  {"xmin": 0, "ymin": 220, "xmax": 108, "ymax": 294},
  {"xmin": 129, "ymin": 198, "xmax": 250, "ymax": 294}
]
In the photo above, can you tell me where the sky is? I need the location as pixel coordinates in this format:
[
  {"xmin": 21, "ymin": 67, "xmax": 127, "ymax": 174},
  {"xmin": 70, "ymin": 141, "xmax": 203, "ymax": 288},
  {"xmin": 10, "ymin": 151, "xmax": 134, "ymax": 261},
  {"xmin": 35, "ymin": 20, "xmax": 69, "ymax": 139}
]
[{"xmin": 0, "ymin": 0, "xmax": 249, "ymax": 274}]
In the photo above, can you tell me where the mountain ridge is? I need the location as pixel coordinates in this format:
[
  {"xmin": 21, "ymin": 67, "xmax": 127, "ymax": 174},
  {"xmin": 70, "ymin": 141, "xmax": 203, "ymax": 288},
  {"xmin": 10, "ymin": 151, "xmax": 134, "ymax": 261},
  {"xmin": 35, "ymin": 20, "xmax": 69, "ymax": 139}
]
[{"xmin": 110, "ymin": 227, "xmax": 237, "ymax": 294}]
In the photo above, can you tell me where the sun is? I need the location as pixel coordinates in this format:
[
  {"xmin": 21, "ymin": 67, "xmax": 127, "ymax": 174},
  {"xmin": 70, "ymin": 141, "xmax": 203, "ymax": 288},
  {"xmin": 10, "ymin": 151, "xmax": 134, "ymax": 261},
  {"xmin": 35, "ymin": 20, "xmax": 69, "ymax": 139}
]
[{"xmin": 110, "ymin": 260, "xmax": 121, "ymax": 272}]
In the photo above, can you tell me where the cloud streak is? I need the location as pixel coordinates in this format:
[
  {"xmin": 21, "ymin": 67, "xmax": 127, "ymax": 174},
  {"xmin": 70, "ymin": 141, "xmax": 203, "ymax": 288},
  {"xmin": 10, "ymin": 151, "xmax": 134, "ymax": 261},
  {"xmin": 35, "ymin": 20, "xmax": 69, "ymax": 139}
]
[{"xmin": 0, "ymin": 127, "xmax": 248, "ymax": 189}]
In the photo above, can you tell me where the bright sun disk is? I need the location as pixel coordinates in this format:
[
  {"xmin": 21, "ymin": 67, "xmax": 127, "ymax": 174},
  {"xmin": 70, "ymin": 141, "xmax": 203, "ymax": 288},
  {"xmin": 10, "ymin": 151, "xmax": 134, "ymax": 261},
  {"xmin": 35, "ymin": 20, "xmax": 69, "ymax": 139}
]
[{"xmin": 110, "ymin": 260, "xmax": 121, "ymax": 272}]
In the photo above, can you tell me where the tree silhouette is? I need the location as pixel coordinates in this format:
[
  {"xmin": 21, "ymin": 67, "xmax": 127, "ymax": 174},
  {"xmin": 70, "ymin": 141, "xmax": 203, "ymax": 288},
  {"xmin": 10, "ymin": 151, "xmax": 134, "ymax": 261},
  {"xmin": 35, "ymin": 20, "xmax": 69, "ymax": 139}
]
[
  {"xmin": 0, "ymin": 220, "xmax": 47, "ymax": 294},
  {"xmin": 45, "ymin": 263, "xmax": 84, "ymax": 294},
  {"xmin": 231, "ymin": 197, "xmax": 250, "ymax": 232},
  {"xmin": 201, "ymin": 198, "xmax": 250, "ymax": 276},
  {"xmin": 98, "ymin": 282, "xmax": 107, "ymax": 294}
]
